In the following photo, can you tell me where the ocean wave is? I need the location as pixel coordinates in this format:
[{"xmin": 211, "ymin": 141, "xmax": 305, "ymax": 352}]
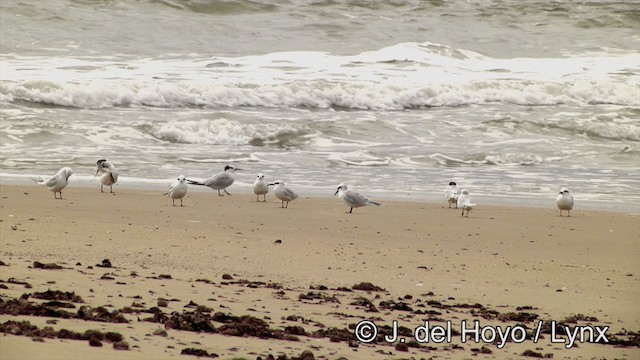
[
  {"xmin": 616, "ymin": 145, "xmax": 640, "ymax": 154},
  {"xmin": 327, "ymin": 150, "xmax": 391, "ymax": 166},
  {"xmin": 523, "ymin": 112, "xmax": 640, "ymax": 142},
  {"xmin": 429, "ymin": 152, "xmax": 544, "ymax": 166},
  {"xmin": 179, "ymin": 155, "xmax": 259, "ymax": 164},
  {"xmin": 1, "ymin": 41, "xmax": 638, "ymax": 110},
  {"xmin": 144, "ymin": 118, "xmax": 312, "ymax": 147},
  {"xmin": 153, "ymin": 0, "xmax": 277, "ymax": 15},
  {"xmin": 478, "ymin": 110, "xmax": 640, "ymax": 142},
  {"xmin": 2, "ymin": 77, "xmax": 638, "ymax": 111}
]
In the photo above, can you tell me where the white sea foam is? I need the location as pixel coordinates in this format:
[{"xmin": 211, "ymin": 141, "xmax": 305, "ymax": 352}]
[
  {"xmin": 429, "ymin": 152, "xmax": 544, "ymax": 166},
  {"xmin": 2, "ymin": 77, "xmax": 637, "ymax": 110},
  {"xmin": 1, "ymin": 43, "xmax": 638, "ymax": 110},
  {"xmin": 145, "ymin": 118, "xmax": 312, "ymax": 146},
  {"xmin": 524, "ymin": 111, "xmax": 640, "ymax": 141},
  {"xmin": 328, "ymin": 150, "xmax": 391, "ymax": 166},
  {"xmin": 179, "ymin": 155, "xmax": 260, "ymax": 164},
  {"xmin": 148, "ymin": 118, "xmax": 254, "ymax": 145},
  {"xmin": 3, "ymin": 0, "xmax": 640, "ymax": 218}
]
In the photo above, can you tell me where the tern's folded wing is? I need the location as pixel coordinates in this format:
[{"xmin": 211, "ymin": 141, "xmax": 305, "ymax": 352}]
[
  {"xmin": 109, "ymin": 168, "xmax": 119, "ymax": 182},
  {"xmin": 204, "ymin": 173, "xmax": 231, "ymax": 187},
  {"xmin": 344, "ymin": 191, "xmax": 369, "ymax": 206},
  {"xmin": 45, "ymin": 176, "xmax": 58, "ymax": 188},
  {"xmin": 283, "ymin": 187, "xmax": 298, "ymax": 200}
]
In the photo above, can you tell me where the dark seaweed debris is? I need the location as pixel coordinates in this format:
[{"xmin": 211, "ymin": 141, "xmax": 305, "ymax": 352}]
[
  {"xmin": 32, "ymin": 261, "xmax": 63, "ymax": 270},
  {"xmin": 0, "ymin": 278, "xmax": 32, "ymax": 288},
  {"xmin": 0, "ymin": 320, "xmax": 127, "ymax": 349},
  {"xmin": 145, "ymin": 307, "xmax": 299, "ymax": 341},
  {"xmin": 352, "ymin": 282, "xmax": 385, "ymax": 292},
  {"xmin": 496, "ymin": 312, "xmax": 539, "ymax": 323},
  {"xmin": 164, "ymin": 310, "xmax": 217, "ymax": 333},
  {"xmin": 471, "ymin": 346, "xmax": 493, "ymax": 354},
  {"xmin": 216, "ymin": 314, "xmax": 298, "ymax": 341},
  {"xmin": 181, "ymin": 348, "xmax": 219, "ymax": 358},
  {"xmin": 0, "ymin": 298, "xmax": 128, "ymax": 323},
  {"xmin": 221, "ymin": 278, "xmax": 282, "ymax": 289},
  {"xmin": 521, "ymin": 349, "xmax": 553, "ymax": 358},
  {"xmin": 602, "ymin": 333, "xmax": 640, "ymax": 347},
  {"xmin": 311, "ymin": 327, "xmax": 354, "ymax": 343},
  {"xmin": 31, "ymin": 289, "xmax": 84, "ymax": 303},
  {"xmin": 96, "ymin": 259, "xmax": 112, "ymax": 268},
  {"xmin": 379, "ymin": 299, "xmax": 413, "ymax": 312},
  {"xmin": 257, "ymin": 350, "xmax": 315, "ymax": 360},
  {"xmin": 349, "ymin": 296, "xmax": 378, "ymax": 312},
  {"xmin": 298, "ymin": 291, "xmax": 340, "ymax": 303}
]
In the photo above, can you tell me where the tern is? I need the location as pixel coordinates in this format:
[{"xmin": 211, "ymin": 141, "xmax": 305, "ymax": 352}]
[
  {"xmin": 457, "ymin": 189, "xmax": 476, "ymax": 217},
  {"xmin": 165, "ymin": 175, "xmax": 188, "ymax": 206},
  {"xmin": 253, "ymin": 173, "xmax": 269, "ymax": 202},
  {"xmin": 334, "ymin": 183, "xmax": 381, "ymax": 213},
  {"xmin": 270, "ymin": 180, "xmax": 298, "ymax": 208},
  {"xmin": 186, "ymin": 165, "xmax": 240, "ymax": 196},
  {"xmin": 31, "ymin": 167, "xmax": 73, "ymax": 199},
  {"xmin": 444, "ymin": 181, "xmax": 460, "ymax": 208},
  {"xmin": 556, "ymin": 188, "xmax": 574, "ymax": 216},
  {"xmin": 95, "ymin": 159, "xmax": 119, "ymax": 193}
]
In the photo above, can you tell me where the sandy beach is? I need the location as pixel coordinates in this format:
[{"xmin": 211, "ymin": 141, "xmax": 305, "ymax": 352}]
[{"xmin": 0, "ymin": 184, "xmax": 638, "ymax": 359}]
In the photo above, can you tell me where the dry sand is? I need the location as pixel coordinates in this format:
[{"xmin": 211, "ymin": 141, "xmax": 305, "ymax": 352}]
[{"xmin": 0, "ymin": 184, "xmax": 638, "ymax": 360}]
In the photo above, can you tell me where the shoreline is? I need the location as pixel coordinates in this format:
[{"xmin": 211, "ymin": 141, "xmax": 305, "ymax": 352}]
[
  {"xmin": 1, "ymin": 184, "xmax": 639, "ymax": 359},
  {"xmin": 2, "ymin": 173, "xmax": 638, "ymax": 214}
]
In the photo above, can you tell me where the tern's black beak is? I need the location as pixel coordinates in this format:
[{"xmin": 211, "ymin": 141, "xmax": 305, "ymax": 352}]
[{"xmin": 334, "ymin": 190, "xmax": 339, "ymax": 196}]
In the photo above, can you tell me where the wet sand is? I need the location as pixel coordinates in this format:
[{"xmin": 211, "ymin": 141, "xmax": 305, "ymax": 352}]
[{"xmin": 0, "ymin": 184, "xmax": 638, "ymax": 359}]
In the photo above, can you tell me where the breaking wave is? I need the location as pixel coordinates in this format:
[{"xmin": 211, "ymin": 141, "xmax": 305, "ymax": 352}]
[
  {"xmin": 144, "ymin": 118, "xmax": 312, "ymax": 147},
  {"xmin": 429, "ymin": 152, "xmax": 547, "ymax": 166},
  {"xmin": 2, "ymin": 42, "xmax": 638, "ymax": 110},
  {"xmin": 1, "ymin": 77, "xmax": 637, "ymax": 111}
]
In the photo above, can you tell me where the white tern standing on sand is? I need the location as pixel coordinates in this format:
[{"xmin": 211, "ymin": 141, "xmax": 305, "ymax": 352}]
[
  {"xmin": 457, "ymin": 189, "xmax": 476, "ymax": 217},
  {"xmin": 334, "ymin": 183, "xmax": 381, "ymax": 213},
  {"xmin": 95, "ymin": 159, "xmax": 119, "ymax": 193},
  {"xmin": 165, "ymin": 175, "xmax": 188, "ymax": 206},
  {"xmin": 31, "ymin": 167, "xmax": 73, "ymax": 199},
  {"xmin": 186, "ymin": 165, "xmax": 240, "ymax": 196},
  {"xmin": 253, "ymin": 173, "xmax": 269, "ymax": 202},
  {"xmin": 444, "ymin": 181, "xmax": 460, "ymax": 208},
  {"xmin": 270, "ymin": 180, "xmax": 298, "ymax": 208},
  {"xmin": 556, "ymin": 188, "xmax": 574, "ymax": 216}
]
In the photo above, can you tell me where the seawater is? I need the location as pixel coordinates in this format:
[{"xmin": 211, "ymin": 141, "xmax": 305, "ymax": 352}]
[{"xmin": 1, "ymin": 0, "xmax": 639, "ymax": 211}]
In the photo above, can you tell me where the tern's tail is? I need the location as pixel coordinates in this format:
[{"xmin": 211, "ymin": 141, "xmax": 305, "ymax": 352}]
[
  {"xmin": 186, "ymin": 179, "xmax": 204, "ymax": 186},
  {"xmin": 30, "ymin": 176, "xmax": 44, "ymax": 185},
  {"xmin": 368, "ymin": 201, "xmax": 381, "ymax": 206}
]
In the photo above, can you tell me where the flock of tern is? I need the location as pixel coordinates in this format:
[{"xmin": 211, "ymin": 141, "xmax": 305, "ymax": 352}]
[{"xmin": 30, "ymin": 162, "xmax": 574, "ymax": 216}]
